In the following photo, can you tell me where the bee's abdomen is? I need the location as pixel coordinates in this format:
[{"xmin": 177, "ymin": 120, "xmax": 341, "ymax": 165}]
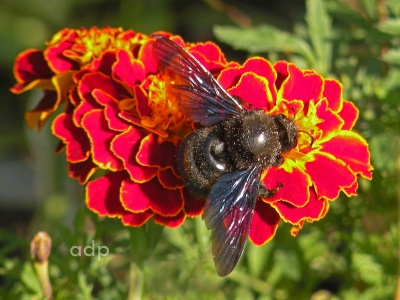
[{"xmin": 177, "ymin": 127, "xmax": 232, "ymax": 197}]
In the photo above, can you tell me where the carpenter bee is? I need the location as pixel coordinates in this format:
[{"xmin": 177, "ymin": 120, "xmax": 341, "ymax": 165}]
[{"xmin": 150, "ymin": 35, "xmax": 299, "ymax": 276}]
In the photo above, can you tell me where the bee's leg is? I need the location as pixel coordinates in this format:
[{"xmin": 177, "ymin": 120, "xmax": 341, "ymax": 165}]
[{"xmin": 258, "ymin": 181, "xmax": 283, "ymax": 198}]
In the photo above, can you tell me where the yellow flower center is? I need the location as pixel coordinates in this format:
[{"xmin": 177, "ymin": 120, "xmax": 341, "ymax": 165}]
[
  {"xmin": 48, "ymin": 27, "xmax": 147, "ymax": 67},
  {"xmin": 144, "ymin": 78, "xmax": 192, "ymax": 144},
  {"xmin": 270, "ymin": 99, "xmax": 323, "ymax": 168}
]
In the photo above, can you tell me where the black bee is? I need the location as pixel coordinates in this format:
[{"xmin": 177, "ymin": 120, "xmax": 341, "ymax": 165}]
[{"xmin": 150, "ymin": 35, "xmax": 299, "ymax": 276}]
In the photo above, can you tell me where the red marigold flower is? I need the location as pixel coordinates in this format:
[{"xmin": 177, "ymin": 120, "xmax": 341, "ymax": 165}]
[
  {"xmin": 216, "ymin": 59, "xmax": 372, "ymax": 245},
  {"xmin": 14, "ymin": 29, "xmax": 234, "ymax": 228}
]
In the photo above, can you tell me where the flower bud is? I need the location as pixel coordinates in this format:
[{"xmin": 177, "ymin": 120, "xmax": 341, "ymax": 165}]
[{"xmin": 30, "ymin": 231, "xmax": 52, "ymax": 264}]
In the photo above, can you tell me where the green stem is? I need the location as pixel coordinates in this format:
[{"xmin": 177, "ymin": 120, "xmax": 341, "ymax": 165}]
[
  {"xmin": 34, "ymin": 261, "xmax": 53, "ymax": 300},
  {"xmin": 396, "ymin": 138, "xmax": 400, "ymax": 299},
  {"xmin": 228, "ymin": 270, "xmax": 272, "ymax": 294},
  {"xmin": 128, "ymin": 261, "xmax": 144, "ymax": 300}
]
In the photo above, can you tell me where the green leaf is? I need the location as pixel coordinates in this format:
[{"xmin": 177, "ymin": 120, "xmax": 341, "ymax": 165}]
[
  {"xmin": 377, "ymin": 19, "xmax": 400, "ymax": 35},
  {"xmin": 20, "ymin": 262, "xmax": 42, "ymax": 294},
  {"xmin": 246, "ymin": 242, "xmax": 270, "ymax": 278},
  {"xmin": 327, "ymin": 1, "xmax": 369, "ymax": 26},
  {"xmin": 369, "ymin": 132, "xmax": 399, "ymax": 173},
  {"xmin": 213, "ymin": 25, "xmax": 314, "ymax": 64},
  {"xmin": 381, "ymin": 49, "xmax": 400, "ymax": 65},
  {"xmin": 234, "ymin": 286, "xmax": 254, "ymax": 300},
  {"xmin": 360, "ymin": 0, "xmax": 378, "ymax": 20},
  {"xmin": 194, "ymin": 216, "xmax": 209, "ymax": 252},
  {"xmin": 388, "ymin": 0, "xmax": 400, "ymax": 17},
  {"xmin": 274, "ymin": 249, "xmax": 301, "ymax": 281},
  {"xmin": 129, "ymin": 221, "xmax": 163, "ymax": 265},
  {"xmin": 352, "ymin": 252, "xmax": 383, "ymax": 285},
  {"xmin": 305, "ymin": 0, "xmax": 332, "ymax": 74},
  {"xmin": 77, "ymin": 270, "xmax": 93, "ymax": 299}
]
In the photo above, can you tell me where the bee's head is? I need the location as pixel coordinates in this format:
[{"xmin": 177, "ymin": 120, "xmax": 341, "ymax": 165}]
[{"xmin": 272, "ymin": 114, "xmax": 298, "ymax": 153}]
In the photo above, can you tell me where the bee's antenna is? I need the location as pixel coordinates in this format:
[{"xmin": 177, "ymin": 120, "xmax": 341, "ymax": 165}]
[
  {"xmin": 289, "ymin": 107, "xmax": 297, "ymax": 119},
  {"xmin": 288, "ymin": 106, "xmax": 313, "ymax": 147},
  {"xmin": 298, "ymin": 130, "xmax": 314, "ymax": 147}
]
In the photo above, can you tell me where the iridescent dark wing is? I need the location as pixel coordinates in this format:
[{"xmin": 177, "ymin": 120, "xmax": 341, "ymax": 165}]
[
  {"xmin": 203, "ymin": 164, "xmax": 262, "ymax": 276},
  {"xmin": 150, "ymin": 34, "xmax": 244, "ymax": 126}
]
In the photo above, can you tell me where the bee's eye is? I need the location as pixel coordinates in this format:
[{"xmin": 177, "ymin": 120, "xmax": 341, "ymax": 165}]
[{"xmin": 272, "ymin": 115, "xmax": 299, "ymax": 153}]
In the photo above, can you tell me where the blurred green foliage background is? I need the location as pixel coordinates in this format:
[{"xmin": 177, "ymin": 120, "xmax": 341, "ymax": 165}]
[{"xmin": 0, "ymin": 0, "xmax": 399, "ymax": 299}]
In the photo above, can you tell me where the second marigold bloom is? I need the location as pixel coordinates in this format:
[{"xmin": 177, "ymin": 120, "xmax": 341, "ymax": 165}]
[{"xmin": 215, "ymin": 58, "xmax": 372, "ymax": 244}]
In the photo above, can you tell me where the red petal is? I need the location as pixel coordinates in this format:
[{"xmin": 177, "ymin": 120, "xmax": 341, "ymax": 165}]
[
  {"xmin": 277, "ymin": 62, "xmax": 323, "ymax": 108},
  {"xmin": 111, "ymin": 127, "xmax": 158, "ymax": 182},
  {"xmin": 158, "ymin": 168, "xmax": 184, "ymax": 189},
  {"xmin": 74, "ymin": 72, "xmax": 128, "ymax": 125},
  {"xmin": 262, "ymin": 166, "xmax": 311, "ymax": 207},
  {"xmin": 322, "ymin": 79, "xmax": 343, "ymax": 112},
  {"xmin": 74, "ymin": 75, "xmax": 104, "ymax": 125},
  {"xmin": 153, "ymin": 211, "xmax": 186, "ymax": 228},
  {"xmin": 321, "ymin": 131, "xmax": 372, "ymax": 179},
  {"xmin": 92, "ymin": 51, "xmax": 117, "ymax": 76},
  {"xmin": 190, "ymin": 42, "xmax": 227, "ymax": 71},
  {"xmin": 182, "ymin": 188, "xmax": 205, "ymax": 217},
  {"xmin": 136, "ymin": 134, "xmax": 178, "ymax": 169},
  {"xmin": 227, "ymin": 73, "xmax": 274, "ymax": 110},
  {"xmin": 274, "ymin": 61, "xmax": 289, "ymax": 90},
  {"xmin": 343, "ymin": 181, "xmax": 358, "ymax": 196},
  {"xmin": 86, "ymin": 171, "xmax": 129, "ymax": 216},
  {"xmin": 52, "ymin": 113, "xmax": 91, "ymax": 162},
  {"xmin": 315, "ymin": 98, "xmax": 344, "ymax": 139},
  {"xmin": 11, "ymin": 49, "xmax": 54, "ymax": 93},
  {"xmin": 249, "ymin": 200, "xmax": 281, "ymax": 246},
  {"xmin": 113, "ymin": 50, "xmax": 145, "ymax": 86},
  {"xmin": 273, "ymin": 188, "xmax": 328, "ymax": 224},
  {"xmin": 305, "ymin": 153, "xmax": 356, "ymax": 200},
  {"xmin": 68, "ymin": 159, "xmax": 98, "ymax": 184},
  {"xmin": 290, "ymin": 221, "xmax": 304, "ymax": 236},
  {"xmin": 134, "ymin": 85, "xmax": 152, "ymax": 118},
  {"xmin": 121, "ymin": 210, "xmax": 154, "ymax": 227},
  {"xmin": 25, "ymin": 90, "xmax": 59, "ymax": 129},
  {"xmin": 139, "ymin": 41, "xmax": 159, "ymax": 75},
  {"xmin": 92, "ymin": 89, "xmax": 129, "ymax": 131},
  {"xmin": 218, "ymin": 58, "xmax": 277, "ymax": 110},
  {"xmin": 120, "ymin": 177, "xmax": 184, "ymax": 216},
  {"xmin": 220, "ymin": 58, "xmax": 276, "ymax": 89},
  {"xmin": 45, "ymin": 39, "xmax": 80, "ymax": 72},
  {"xmin": 339, "ymin": 100, "xmax": 359, "ymax": 130},
  {"xmin": 81, "ymin": 110, "xmax": 123, "ymax": 170}
]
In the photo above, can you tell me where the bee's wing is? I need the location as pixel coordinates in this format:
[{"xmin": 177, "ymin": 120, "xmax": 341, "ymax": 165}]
[
  {"xmin": 150, "ymin": 35, "xmax": 244, "ymax": 126},
  {"xmin": 204, "ymin": 164, "xmax": 262, "ymax": 276}
]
